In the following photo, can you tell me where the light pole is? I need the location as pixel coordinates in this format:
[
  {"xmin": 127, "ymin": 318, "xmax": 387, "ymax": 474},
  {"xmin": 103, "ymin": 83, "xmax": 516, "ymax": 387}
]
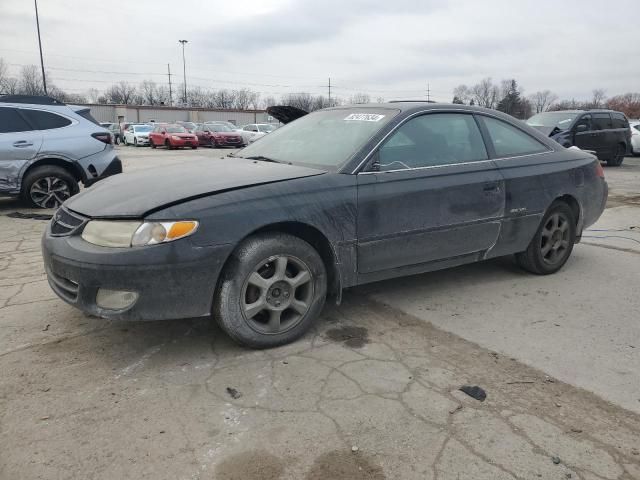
[
  {"xmin": 34, "ymin": 0, "xmax": 47, "ymax": 95},
  {"xmin": 178, "ymin": 40, "xmax": 188, "ymax": 105}
]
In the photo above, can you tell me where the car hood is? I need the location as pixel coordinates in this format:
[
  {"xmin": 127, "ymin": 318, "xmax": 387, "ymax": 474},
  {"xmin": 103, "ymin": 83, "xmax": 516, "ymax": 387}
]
[
  {"xmin": 530, "ymin": 125, "xmax": 564, "ymax": 137},
  {"xmin": 65, "ymin": 157, "xmax": 325, "ymax": 218},
  {"xmin": 267, "ymin": 105, "xmax": 308, "ymax": 124}
]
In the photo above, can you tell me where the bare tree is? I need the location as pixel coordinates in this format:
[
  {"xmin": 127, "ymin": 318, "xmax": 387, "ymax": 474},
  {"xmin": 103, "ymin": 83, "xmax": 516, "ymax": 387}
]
[
  {"xmin": 452, "ymin": 85, "xmax": 471, "ymax": 104},
  {"xmin": 19, "ymin": 65, "xmax": 45, "ymax": 95},
  {"xmin": 140, "ymin": 80, "xmax": 159, "ymax": 105},
  {"xmin": 590, "ymin": 88, "xmax": 606, "ymax": 108},
  {"xmin": 281, "ymin": 93, "xmax": 314, "ymax": 111},
  {"xmin": 3, "ymin": 77, "xmax": 19, "ymax": 94},
  {"xmin": 104, "ymin": 81, "xmax": 137, "ymax": 104},
  {"xmin": 233, "ymin": 88, "xmax": 254, "ymax": 110},
  {"xmin": 529, "ymin": 90, "xmax": 558, "ymax": 113},
  {"xmin": 606, "ymin": 93, "xmax": 640, "ymax": 119},
  {"xmin": 86, "ymin": 88, "xmax": 101, "ymax": 103},
  {"xmin": 156, "ymin": 85, "xmax": 171, "ymax": 105},
  {"xmin": 349, "ymin": 92, "xmax": 370, "ymax": 104},
  {"xmin": 471, "ymin": 78, "xmax": 499, "ymax": 109},
  {"xmin": 249, "ymin": 92, "xmax": 261, "ymax": 110},
  {"xmin": 376, "ymin": 96, "xmax": 385, "ymax": 103},
  {"xmin": 213, "ymin": 89, "xmax": 236, "ymax": 109},
  {"xmin": 0, "ymin": 58, "xmax": 8, "ymax": 90},
  {"xmin": 262, "ymin": 95, "xmax": 277, "ymax": 109}
]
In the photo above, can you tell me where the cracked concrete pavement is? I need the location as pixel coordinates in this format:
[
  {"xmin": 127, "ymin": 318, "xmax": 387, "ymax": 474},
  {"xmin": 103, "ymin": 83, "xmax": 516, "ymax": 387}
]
[{"xmin": 0, "ymin": 148, "xmax": 639, "ymax": 479}]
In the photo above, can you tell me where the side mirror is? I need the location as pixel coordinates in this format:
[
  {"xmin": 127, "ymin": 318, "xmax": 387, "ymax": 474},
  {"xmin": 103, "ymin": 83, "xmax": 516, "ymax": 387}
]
[{"xmin": 575, "ymin": 124, "xmax": 588, "ymax": 133}]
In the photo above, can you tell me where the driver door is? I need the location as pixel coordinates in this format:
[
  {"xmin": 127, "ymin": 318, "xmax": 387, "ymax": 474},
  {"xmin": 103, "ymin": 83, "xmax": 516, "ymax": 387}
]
[{"xmin": 356, "ymin": 112, "xmax": 505, "ymax": 276}]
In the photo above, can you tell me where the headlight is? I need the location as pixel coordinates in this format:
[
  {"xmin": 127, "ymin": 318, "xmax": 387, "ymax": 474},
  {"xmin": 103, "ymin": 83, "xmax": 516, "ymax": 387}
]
[{"xmin": 81, "ymin": 220, "xmax": 198, "ymax": 247}]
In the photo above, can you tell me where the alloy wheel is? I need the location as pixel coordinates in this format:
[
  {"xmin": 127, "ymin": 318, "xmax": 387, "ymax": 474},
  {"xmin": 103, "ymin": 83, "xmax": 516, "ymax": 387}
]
[
  {"xmin": 540, "ymin": 212, "xmax": 571, "ymax": 265},
  {"xmin": 29, "ymin": 176, "xmax": 71, "ymax": 208},
  {"xmin": 241, "ymin": 255, "xmax": 314, "ymax": 334}
]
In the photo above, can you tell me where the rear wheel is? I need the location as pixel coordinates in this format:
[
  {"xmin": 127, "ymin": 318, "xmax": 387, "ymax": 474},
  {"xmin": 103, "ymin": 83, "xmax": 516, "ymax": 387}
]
[
  {"xmin": 21, "ymin": 165, "xmax": 79, "ymax": 209},
  {"xmin": 607, "ymin": 144, "xmax": 625, "ymax": 166},
  {"xmin": 210, "ymin": 138, "xmax": 217, "ymax": 148},
  {"xmin": 214, "ymin": 233, "xmax": 327, "ymax": 348},
  {"xmin": 516, "ymin": 202, "xmax": 576, "ymax": 275}
]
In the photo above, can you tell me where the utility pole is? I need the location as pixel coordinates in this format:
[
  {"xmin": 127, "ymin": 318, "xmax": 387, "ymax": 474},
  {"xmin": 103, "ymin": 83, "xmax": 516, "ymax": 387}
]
[
  {"xmin": 167, "ymin": 63, "xmax": 173, "ymax": 106},
  {"xmin": 34, "ymin": 0, "xmax": 47, "ymax": 95},
  {"xmin": 178, "ymin": 40, "xmax": 188, "ymax": 105},
  {"xmin": 426, "ymin": 83, "xmax": 430, "ymax": 102},
  {"xmin": 328, "ymin": 77, "xmax": 331, "ymax": 106}
]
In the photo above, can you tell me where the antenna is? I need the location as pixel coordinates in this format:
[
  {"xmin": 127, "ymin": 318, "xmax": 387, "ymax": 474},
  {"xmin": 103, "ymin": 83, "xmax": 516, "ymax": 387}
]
[{"xmin": 328, "ymin": 77, "xmax": 331, "ymax": 106}]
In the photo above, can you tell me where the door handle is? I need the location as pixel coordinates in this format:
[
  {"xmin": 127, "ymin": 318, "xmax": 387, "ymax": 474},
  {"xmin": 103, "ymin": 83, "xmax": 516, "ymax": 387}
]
[{"xmin": 13, "ymin": 141, "xmax": 34, "ymax": 148}]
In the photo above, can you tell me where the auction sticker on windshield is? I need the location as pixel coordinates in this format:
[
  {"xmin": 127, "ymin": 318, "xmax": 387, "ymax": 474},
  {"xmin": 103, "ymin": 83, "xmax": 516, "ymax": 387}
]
[{"xmin": 344, "ymin": 113, "xmax": 386, "ymax": 122}]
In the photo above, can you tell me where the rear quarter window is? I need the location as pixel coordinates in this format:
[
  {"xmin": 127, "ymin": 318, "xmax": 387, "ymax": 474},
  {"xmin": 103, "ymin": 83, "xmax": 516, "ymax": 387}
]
[
  {"xmin": 76, "ymin": 109, "xmax": 101, "ymax": 126},
  {"xmin": 19, "ymin": 109, "xmax": 72, "ymax": 130},
  {"xmin": 480, "ymin": 116, "xmax": 549, "ymax": 158},
  {"xmin": 611, "ymin": 113, "xmax": 628, "ymax": 129}
]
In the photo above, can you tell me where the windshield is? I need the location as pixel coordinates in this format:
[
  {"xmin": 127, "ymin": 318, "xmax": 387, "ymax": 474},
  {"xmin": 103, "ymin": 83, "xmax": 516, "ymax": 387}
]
[
  {"xmin": 526, "ymin": 112, "xmax": 579, "ymax": 130},
  {"xmin": 258, "ymin": 124, "xmax": 276, "ymax": 133},
  {"xmin": 134, "ymin": 125, "xmax": 152, "ymax": 132},
  {"xmin": 167, "ymin": 126, "xmax": 187, "ymax": 133},
  {"xmin": 237, "ymin": 108, "xmax": 399, "ymax": 170},
  {"xmin": 209, "ymin": 125, "xmax": 232, "ymax": 132}
]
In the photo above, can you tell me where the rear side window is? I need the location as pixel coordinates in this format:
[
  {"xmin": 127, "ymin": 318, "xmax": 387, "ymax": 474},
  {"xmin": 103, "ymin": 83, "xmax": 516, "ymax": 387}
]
[
  {"xmin": 76, "ymin": 109, "xmax": 101, "ymax": 126},
  {"xmin": 592, "ymin": 113, "xmax": 612, "ymax": 130},
  {"xmin": 378, "ymin": 113, "xmax": 488, "ymax": 170},
  {"xmin": 481, "ymin": 116, "xmax": 548, "ymax": 158},
  {"xmin": 0, "ymin": 107, "xmax": 33, "ymax": 133},
  {"xmin": 19, "ymin": 109, "xmax": 72, "ymax": 130},
  {"xmin": 611, "ymin": 113, "xmax": 628, "ymax": 129}
]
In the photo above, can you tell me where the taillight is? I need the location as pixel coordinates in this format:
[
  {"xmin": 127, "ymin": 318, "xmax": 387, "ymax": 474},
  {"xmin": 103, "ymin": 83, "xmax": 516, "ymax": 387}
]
[
  {"xmin": 595, "ymin": 161, "xmax": 605, "ymax": 178},
  {"xmin": 92, "ymin": 132, "xmax": 112, "ymax": 145}
]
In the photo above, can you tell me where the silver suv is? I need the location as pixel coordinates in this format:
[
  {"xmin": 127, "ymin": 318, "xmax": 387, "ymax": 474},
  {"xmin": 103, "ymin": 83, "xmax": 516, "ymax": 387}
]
[{"xmin": 0, "ymin": 95, "xmax": 122, "ymax": 208}]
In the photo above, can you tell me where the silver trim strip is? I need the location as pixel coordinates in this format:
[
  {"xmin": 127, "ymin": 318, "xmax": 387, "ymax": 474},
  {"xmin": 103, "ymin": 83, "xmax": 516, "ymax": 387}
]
[{"xmin": 352, "ymin": 108, "xmax": 553, "ymax": 174}]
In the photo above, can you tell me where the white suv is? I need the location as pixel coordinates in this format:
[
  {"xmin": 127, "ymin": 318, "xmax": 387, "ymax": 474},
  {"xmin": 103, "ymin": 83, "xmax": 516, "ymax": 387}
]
[{"xmin": 0, "ymin": 95, "xmax": 122, "ymax": 208}]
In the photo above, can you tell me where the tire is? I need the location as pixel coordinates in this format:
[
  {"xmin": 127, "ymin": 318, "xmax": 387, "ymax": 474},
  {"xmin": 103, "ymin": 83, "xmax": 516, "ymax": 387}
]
[
  {"xmin": 150, "ymin": 139, "xmax": 156, "ymax": 149},
  {"xmin": 516, "ymin": 202, "xmax": 576, "ymax": 275},
  {"xmin": 191, "ymin": 145, "xmax": 197, "ymax": 149},
  {"xmin": 607, "ymin": 144, "xmax": 625, "ymax": 167},
  {"xmin": 114, "ymin": 136, "xmax": 120, "ymax": 145},
  {"xmin": 210, "ymin": 138, "xmax": 217, "ymax": 148},
  {"xmin": 21, "ymin": 165, "xmax": 80, "ymax": 209},
  {"xmin": 134, "ymin": 138, "xmax": 138, "ymax": 147},
  {"xmin": 214, "ymin": 233, "xmax": 327, "ymax": 349},
  {"xmin": 165, "ymin": 139, "xmax": 172, "ymax": 150}
]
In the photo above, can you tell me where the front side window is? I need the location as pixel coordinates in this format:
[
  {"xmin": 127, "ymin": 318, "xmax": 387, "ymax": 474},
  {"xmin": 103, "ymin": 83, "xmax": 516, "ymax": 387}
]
[
  {"xmin": 481, "ymin": 116, "xmax": 548, "ymax": 158},
  {"xmin": 592, "ymin": 113, "xmax": 612, "ymax": 130},
  {"xmin": 377, "ymin": 113, "xmax": 488, "ymax": 171},
  {"xmin": 0, "ymin": 107, "xmax": 33, "ymax": 133}
]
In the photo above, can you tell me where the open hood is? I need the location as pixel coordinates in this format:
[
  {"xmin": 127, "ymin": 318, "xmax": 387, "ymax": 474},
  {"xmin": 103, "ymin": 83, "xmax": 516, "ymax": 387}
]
[
  {"xmin": 267, "ymin": 105, "xmax": 308, "ymax": 124},
  {"xmin": 65, "ymin": 157, "xmax": 324, "ymax": 218}
]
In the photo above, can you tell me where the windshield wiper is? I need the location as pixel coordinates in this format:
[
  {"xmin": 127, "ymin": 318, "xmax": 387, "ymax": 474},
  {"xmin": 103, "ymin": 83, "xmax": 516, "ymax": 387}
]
[{"xmin": 243, "ymin": 155, "xmax": 281, "ymax": 163}]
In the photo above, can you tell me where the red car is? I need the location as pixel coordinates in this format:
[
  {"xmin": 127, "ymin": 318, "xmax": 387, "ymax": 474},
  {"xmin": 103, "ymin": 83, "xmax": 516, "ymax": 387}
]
[
  {"xmin": 149, "ymin": 124, "xmax": 199, "ymax": 149},
  {"xmin": 195, "ymin": 123, "xmax": 245, "ymax": 148}
]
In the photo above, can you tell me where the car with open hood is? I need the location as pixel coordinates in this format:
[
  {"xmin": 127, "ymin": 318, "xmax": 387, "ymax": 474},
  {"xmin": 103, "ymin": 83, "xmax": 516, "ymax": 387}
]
[
  {"xmin": 42, "ymin": 103, "xmax": 607, "ymax": 348},
  {"xmin": 526, "ymin": 109, "xmax": 631, "ymax": 166}
]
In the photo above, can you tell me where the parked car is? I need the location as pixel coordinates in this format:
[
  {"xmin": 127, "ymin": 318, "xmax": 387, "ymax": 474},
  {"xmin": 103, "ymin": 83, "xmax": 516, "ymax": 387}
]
[
  {"xmin": 0, "ymin": 95, "xmax": 122, "ymax": 208},
  {"xmin": 123, "ymin": 124, "xmax": 153, "ymax": 147},
  {"xmin": 526, "ymin": 109, "xmax": 631, "ymax": 166},
  {"xmin": 148, "ymin": 124, "xmax": 198, "ymax": 149},
  {"xmin": 194, "ymin": 123, "xmax": 245, "ymax": 147},
  {"xmin": 240, "ymin": 123, "xmax": 277, "ymax": 144},
  {"xmin": 176, "ymin": 121, "xmax": 197, "ymax": 133},
  {"xmin": 204, "ymin": 121, "xmax": 242, "ymax": 132},
  {"xmin": 107, "ymin": 123, "xmax": 122, "ymax": 144},
  {"xmin": 630, "ymin": 121, "xmax": 640, "ymax": 156},
  {"xmin": 42, "ymin": 103, "xmax": 607, "ymax": 348}
]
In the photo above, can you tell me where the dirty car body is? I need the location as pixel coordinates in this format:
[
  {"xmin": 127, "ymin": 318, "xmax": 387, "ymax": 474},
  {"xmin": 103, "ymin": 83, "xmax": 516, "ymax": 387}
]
[{"xmin": 42, "ymin": 103, "xmax": 608, "ymax": 348}]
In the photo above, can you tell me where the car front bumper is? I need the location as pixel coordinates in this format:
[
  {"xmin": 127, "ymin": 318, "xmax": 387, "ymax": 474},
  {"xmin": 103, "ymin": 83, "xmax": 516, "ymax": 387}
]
[{"xmin": 42, "ymin": 224, "xmax": 233, "ymax": 321}]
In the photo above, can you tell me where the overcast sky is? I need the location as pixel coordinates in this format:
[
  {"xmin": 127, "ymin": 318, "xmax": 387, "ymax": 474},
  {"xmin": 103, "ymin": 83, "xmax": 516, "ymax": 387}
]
[{"xmin": 1, "ymin": 0, "xmax": 637, "ymax": 102}]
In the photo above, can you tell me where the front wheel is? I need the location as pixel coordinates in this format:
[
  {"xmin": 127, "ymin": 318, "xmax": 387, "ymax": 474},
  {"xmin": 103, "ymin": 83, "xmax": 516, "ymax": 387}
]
[
  {"xmin": 516, "ymin": 202, "xmax": 576, "ymax": 275},
  {"xmin": 165, "ymin": 139, "xmax": 172, "ymax": 150},
  {"xmin": 150, "ymin": 139, "xmax": 156, "ymax": 148},
  {"xmin": 134, "ymin": 138, "xmax": 138, "ymax": 147},
  {"xmin": 214, "ymin": 233, "xmax": 327, "ymax": 348},
  {"xmin": 21, "ymin": 165, "xmax": 79, "ymax": 209}
]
